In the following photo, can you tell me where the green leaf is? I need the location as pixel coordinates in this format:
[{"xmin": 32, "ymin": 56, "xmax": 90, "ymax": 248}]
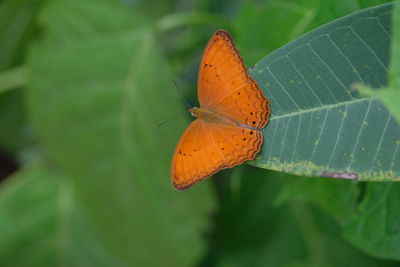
[
  {"xmin": 357, "ymin": 86, "xmax": 400, "ymax": 122},
  {"xmin": 235, "ymin": 0, "xmax": 318, "ymax": 65},
  {"xmin": 0, "ymin": 163, "xmax": 130, "ymax": 266},
  {"xmin": 0, "ymin": 0, "xmax": 44, "ymax": 70},
  {"xmin": 208, "ymin": 166, "xmax": 398, "ymax": 267},
  {"xmin": 0, "ymin": 89, "xmax": 27, "ymax": 153},
  {"xmin": 275, "ymin": 176, "xmax": 360, "ymax": 222},
  {"xmin": 389, "ymin": 0, "xmax": 400, "ymax": 87},
  {"xmin": 0, "ymin": 164, "xmax": 58, "ymax": 266},
  {"xmin": 0, "ymin": 67, "xmax": 27, "ymax": 95},
  {"xmin": 27, "ymin": 0, "xmax": 215, "ymax": 266},
  {"xmin": 0, "ymin": 0, "xmax": 44, "ymax": 154},
  {"xmin": 234, "ymin": 0, "xmax": 392, "ymax": 66},
  {"xmin": 344, "ymin": 183, "xmax": 400, "ymax": 260},
  {"xmin": 357, "ymin": 0, "xmax": 400, "ymax": 122},
  {"xmin": 250, "ymin": 3, "xmax": 400, "ymax": 181}
]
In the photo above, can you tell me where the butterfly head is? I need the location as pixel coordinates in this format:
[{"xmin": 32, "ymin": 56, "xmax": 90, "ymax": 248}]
[{"xmin": 189, "ymin": 107, "xmax": 200, "ymax": 118}]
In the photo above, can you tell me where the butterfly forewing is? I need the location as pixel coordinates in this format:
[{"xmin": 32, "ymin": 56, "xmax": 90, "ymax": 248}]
[{"xmin": 197, "ymin": 30, "xmax": 269, "ymax": 129}]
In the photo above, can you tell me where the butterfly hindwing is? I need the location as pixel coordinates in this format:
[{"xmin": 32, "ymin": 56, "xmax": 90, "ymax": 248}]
[
  {"xmin": 171, "ymin": 120, "xmax": 263, "ymax": 190},
  {"xmin": 172, "ymin": 120, "xmax": 225, "ymax": 189}
]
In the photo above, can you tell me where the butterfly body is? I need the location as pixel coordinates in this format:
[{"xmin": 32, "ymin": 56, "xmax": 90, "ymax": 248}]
[
  {"xmin": 171, "ymin": 30, "xmax": 270, "ymax": 190},
  {"xmin": 190, "ymin": 107, "xmax": 242, "ymax": 127}
]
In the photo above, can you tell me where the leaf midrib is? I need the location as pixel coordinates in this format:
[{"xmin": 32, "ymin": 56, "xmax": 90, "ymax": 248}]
[{"xmin": 269, "ymin": 97, "xmax": 371, "ymax": 121}]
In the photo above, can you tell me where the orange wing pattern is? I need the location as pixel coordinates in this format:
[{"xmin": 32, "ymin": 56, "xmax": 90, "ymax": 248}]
[
  {"xmin": 198, "ymin": 30, "xmax": 269, "ymax": 129},
  {"xmin": 172, "ymin": 120, "xmax": 263, "ymax": 190},
  {"xmin": 171, "ymin": 29, "xmax": 270, "ymax": 190}
]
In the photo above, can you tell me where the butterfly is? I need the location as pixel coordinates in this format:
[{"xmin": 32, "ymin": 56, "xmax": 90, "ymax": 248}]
[{"xmin": 171, "ymin": 30, "xmax": 270, "ymax": 190}]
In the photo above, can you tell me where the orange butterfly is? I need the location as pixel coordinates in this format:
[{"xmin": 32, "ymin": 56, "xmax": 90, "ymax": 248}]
[{"xmin": 171, "ymin": 30, "xmax": 270, "ymax": 190}]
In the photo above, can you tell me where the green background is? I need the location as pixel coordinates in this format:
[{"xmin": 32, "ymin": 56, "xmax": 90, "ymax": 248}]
[{"xmin": 0, "ymin": 0, "xmax": 399, "ymax": 266}]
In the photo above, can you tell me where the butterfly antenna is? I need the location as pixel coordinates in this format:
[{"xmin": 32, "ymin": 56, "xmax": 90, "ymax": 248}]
[
  {"xmin": 158, "ymin": 80, "xmax": 192, "ymax": 127},
  {"xmin": 173, "ymin": 80, "xmax": 192, "ymax": 109},
  {"xmin": 157, "ymin": 112, "xmax": 186, "ymax": 127}
]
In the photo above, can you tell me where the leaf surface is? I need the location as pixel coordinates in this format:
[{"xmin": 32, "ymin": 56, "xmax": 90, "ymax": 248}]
[
  {"xmin": 344, "ymin": 182, "xmax": 400, "ymax": 260},
  {"xmin": 0, "ymin": 163, "xmax": 123, "ymax": 266},
  {"xmin": 208, "ymin": 166, "xmax": 398, "ymax": 267},
  {"xmin": 27, "ymin": 0, "xmax": 215, "ymax": 266},
  {"xmin": 251, "ymin": 3, "xmax": 400, "ymax": 181}
]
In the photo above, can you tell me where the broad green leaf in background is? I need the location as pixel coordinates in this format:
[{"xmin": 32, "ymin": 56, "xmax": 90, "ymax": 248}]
[
  {"xmin": 0, "ymin": 90, "xmax": 27, "ymax": 153},
  {"xmin": 27, "ymin": 0, "xmax": 215, "ymax": 266},
  {"xmin": 0, "ymin": 163, "xmax": 126, "ymax": 266},
  {"xmin": 210, "ymin": 167, "xmax": 308, "ymax": 267},
  {"xmin": 235, "ymin": 0, "xmax": 392, "ymax": 66},
  {"xmin": 275, "ymin": 176, "xmax": 360, "ymax": 222},
  {"xmin": 277, "ymin": 176, "xmax": 400, "ymax": 260},
  {"xmin": 204, "ymin": 166, "xmax": 399, "ymax": 267},
  {"xmin": 344, "ymin": 183, "xmax": 400, "ymax": 260},
  {"xmin": 0, "ymin": 164, "xmax": 58, "ymax": 266},
  {"xmin": 0, "ymin": 0, "xmax": 44, "ymax": 154},
  {"xmin": 250, "ymin": 3, "xmax": 400, "ymax": 181},
  {"xmin": 0, "ymin": 0, "xmax": 44, "ymax": 70}
]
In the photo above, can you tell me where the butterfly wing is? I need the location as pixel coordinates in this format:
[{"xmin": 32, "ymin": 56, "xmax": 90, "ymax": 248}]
[
  {"xmin": 172, "ymin": 120, "xmax": 263, "ymax": 190},
  {"xmin": 198, "ymin": 30, "xmax": 270, "ymax": 129}
]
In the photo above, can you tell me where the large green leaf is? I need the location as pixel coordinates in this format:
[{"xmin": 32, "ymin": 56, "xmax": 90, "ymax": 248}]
[
  {"xmin": 0, "ymin": 0, "xmax": 44, "ymax": 70},
  {"xmin": 0, "ymin": 89, "xmax": 27, "ymax": 153},
  {"xmin": 0, "ymin": 164, "xmax": 58, "ymax": 266},
  {"xmin": 27, "ymin": 0, "xmax": 215, "ymax": 266},
  {"xmin": 344, "ymin": 182, "xmax": 400, "ymax": 260},
  {"xmin": 275, "ymin": 176, "xmax": 360, "ymax": 222},
  {"xmin": 391, "ymin": 0, "xmax": 400, "ymax": 87},
  {"xmin": 0, "ymin": 0, "xmax": 44, "ymax": 153},
  {"xmin": 205, "ymin": 165, "xmax": 398, "ymax": 267},
  {"xmin": 0, "ymin": 163, "xmax": 127, "ymax": 266},
  {"xmin": 276, "ymin": 175, "xmax": 400, "ymax": 260},
  {"xmin": 359, "ymin": 0, "xmax": 400, "ymax": 122},
  {"xmin": 251, "ymin": 3, "xmax": 400, "ymax": 181},
  {"xmin": 235, "ymin": 0, "xmax": 392, "ymax": 66}
]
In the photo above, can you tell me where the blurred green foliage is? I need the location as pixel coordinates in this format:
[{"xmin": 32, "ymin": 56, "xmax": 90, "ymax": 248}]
[{"xmin": 0, "ymin": 0, "xmax": 399, "ymax": 266}]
